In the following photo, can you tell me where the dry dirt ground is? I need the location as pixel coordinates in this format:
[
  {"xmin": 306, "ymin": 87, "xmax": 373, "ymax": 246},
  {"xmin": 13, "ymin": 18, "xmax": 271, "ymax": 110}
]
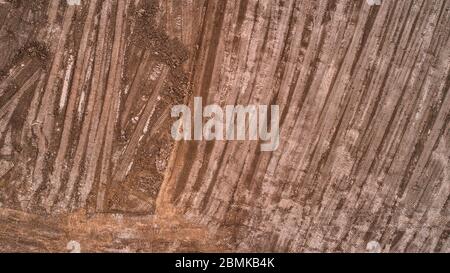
[{"xmin": 0, "ymin": 0, "xmax": 449, "ymax": 252}]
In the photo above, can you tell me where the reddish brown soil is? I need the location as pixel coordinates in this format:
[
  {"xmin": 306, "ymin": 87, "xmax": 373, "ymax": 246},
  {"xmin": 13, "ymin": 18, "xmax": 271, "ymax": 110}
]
[{"xmin": 0, "ymin": 0, "xmax": 448, "ymax": 252}]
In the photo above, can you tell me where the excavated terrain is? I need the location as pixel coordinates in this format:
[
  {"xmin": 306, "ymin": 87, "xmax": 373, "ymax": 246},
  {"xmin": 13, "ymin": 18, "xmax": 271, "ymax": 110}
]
[{"xmin": 0, "ymin": 0, "xmax": 449, "ymax": 252}]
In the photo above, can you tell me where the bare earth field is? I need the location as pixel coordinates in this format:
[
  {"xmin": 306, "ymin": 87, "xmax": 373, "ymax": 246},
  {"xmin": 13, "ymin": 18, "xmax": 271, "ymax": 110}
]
[{"xmin": 0, "ymin": 0, "xmax": 448, "ymax": 252}]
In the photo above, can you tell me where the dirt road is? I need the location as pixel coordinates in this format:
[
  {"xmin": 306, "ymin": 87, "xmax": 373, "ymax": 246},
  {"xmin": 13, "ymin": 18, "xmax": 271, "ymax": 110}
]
[{"xmin": 0, "ymin": 0, "xmax": 448, "ymax": 252}]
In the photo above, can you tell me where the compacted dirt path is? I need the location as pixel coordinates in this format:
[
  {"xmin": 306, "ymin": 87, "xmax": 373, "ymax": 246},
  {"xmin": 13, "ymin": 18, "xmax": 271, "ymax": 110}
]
[{"xmin": 0, "ymin": 0, "xmax": 448, "ymax": 252}]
